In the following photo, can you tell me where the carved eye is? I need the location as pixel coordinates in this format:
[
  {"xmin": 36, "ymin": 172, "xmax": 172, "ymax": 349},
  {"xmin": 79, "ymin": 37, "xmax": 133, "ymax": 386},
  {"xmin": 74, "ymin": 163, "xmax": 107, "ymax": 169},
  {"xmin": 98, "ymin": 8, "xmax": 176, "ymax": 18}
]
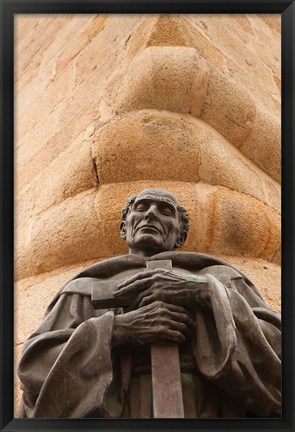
[
  {"xmin": 135, "ymin": 202, "xmax": 148, "ymax": 211},
  {"xmin": 160, "ymin": 206, "xmax": 175, "ymax": 216}
]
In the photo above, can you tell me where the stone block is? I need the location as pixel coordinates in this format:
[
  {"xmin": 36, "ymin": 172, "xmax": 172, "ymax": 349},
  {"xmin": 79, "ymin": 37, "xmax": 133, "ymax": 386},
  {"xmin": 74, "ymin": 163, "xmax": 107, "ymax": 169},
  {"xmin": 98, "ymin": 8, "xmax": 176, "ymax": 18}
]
[
  {"xmin": 204, "ymin": 187, "xmax": 280, "ymax": 262},
  {"xmin": 16, "ymin": 133, "xmax": 97, "ymax": 220},
  {"xmin": 200, "ymin": 69, "xmax": 257, "ymax": 149},
  {"xmin": 92, "ymin": 111, "xmax": 202, "ymax": 184},
  {"xmin": 112, "ymin": 46, "xmax": 210, "ymax": 117},
  {"xmin": 92, "ymin": 110, "xmax": 280, "ymax": 211},
  {"xmin": 15, "ymin": 189, "xmax": 100, "ymax": 279},
  {"xmin": 241, "ymin": 110, "xmax": 281, "ymax": 183}
]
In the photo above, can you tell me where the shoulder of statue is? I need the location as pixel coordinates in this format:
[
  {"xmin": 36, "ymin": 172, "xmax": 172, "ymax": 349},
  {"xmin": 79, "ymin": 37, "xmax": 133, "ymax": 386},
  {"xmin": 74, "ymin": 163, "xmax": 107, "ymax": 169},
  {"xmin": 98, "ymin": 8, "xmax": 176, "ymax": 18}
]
[
  {"xmin": 74, "ymin": 254, "xmax": 147, "ymax": 279},
  {"xmin": 197, "ymin": 264, "xmax": 243, "ymax": 286},
  {"xmin": 45, "ymin": 255, "xmax": 148, "ymax": 313},
  {"xmin": 150, "ymin": 251, "xmax": 241, "ymax": 273},
  {"xmin": 61, "ymin": 277, "xmax": 98, "ymax": 296},
  {"xmin": 151, "ymin": 251, "xmax": 262, "ymax": 296}
]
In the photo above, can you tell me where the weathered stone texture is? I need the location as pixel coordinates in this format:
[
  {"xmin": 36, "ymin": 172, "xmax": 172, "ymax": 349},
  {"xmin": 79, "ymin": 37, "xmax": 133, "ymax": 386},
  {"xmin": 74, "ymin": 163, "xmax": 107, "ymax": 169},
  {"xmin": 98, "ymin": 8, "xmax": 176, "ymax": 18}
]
[
  {"xmin": 14, "ymin": 14, "xmax": 281, "ymax": 411},
  {"xmin": 16, "ymin": 181, "xmax": 280, "ymax": 281}
]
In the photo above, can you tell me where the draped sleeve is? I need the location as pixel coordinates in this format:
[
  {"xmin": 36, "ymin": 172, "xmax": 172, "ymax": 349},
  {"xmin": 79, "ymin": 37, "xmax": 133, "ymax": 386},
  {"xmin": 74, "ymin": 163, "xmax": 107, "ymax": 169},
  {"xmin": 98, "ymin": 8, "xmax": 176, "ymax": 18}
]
[
  {"xmin": 193, "ymin": 266, "xmax": 281, "ymax": 417},
  {"xmin": 18, "ymin": 278, "xmax": 116, "ymax": 418}
]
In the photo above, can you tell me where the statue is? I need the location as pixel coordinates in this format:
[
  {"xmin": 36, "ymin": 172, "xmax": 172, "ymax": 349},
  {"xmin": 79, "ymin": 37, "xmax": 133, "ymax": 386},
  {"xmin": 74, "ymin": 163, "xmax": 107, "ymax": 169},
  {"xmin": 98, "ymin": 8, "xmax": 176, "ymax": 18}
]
[{"xmin": 17, "ymin": 188, "xmax": 281, "ymax": 418}]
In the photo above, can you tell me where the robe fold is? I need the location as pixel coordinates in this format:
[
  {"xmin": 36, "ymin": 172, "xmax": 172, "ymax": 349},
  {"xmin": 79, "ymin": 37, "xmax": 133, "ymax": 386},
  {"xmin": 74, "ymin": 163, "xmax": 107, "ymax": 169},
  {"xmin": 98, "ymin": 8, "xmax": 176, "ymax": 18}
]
[{"xmin": 18, "ymin": 252, "xmax": 281, "ymax": 418}]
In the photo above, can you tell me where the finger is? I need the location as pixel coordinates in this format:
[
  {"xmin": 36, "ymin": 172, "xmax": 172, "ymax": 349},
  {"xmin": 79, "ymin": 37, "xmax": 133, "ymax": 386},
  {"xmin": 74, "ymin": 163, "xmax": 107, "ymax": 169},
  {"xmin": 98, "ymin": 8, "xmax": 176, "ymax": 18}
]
[
  {"xmin": 127, "ymin": 291, "xmax": 151, "ymax": 310},
  {"xmin": 161, "ymin": 318, "xmax": 191, "ymax": 337},
  {"xmin": 159, "ymin": 305, "xmax": 195, "ymax": 329},
  {"xmin": 159, "ymin": 329, "xmax": 186, "ymax": 344},
  {"xmin": 146, "ymin": 301, "xmax": 195, "ymax": 328},
  {"xmin": 139, "ymin": 292, "xmax": 172, "ymax": 307},
  {"xmin": 144, "ymin": 300, "xmax": 194, "ymax": 319},
  {"xmin": 160, "ymin": 302, "xmax": 194, "ymax": 316},
  {"xmin": 138, "ymin": 293, "xmax": 155, "ymax": 307},
  {"xmin": 116, "ymin": 269, "xmax": 166, "ymax": 289},
  {"xmin": 114, "ymin": 278, "xmax": 153, "ymax": 297},
  {"xmin": 168, "ymin": 311, "xmax": 195, "ymax": 329},
  {"xmin": 138, "ymin": 289, "xmax": 186, "ymax": 307},
  {"xmin": 127, "ymin": 290, "xmax": 161, "ymax": 310}
]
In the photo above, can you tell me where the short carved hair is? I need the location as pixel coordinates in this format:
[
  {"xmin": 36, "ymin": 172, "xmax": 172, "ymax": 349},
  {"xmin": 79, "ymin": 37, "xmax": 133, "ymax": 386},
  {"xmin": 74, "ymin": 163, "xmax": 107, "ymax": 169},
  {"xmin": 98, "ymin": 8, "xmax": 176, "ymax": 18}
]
[{"xmin": 121, "ymin": 189, "xmax": 190, "ymax": 244}]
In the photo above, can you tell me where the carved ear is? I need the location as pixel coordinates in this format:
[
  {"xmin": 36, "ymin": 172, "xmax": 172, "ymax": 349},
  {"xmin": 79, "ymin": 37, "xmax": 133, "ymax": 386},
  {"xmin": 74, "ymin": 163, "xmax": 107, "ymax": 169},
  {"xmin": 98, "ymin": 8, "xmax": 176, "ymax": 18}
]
[
  {"xmin": 175, "ymin": 232, "xmax": 187, "ymax": 249},
  {"xmin": 120, "ymin": 221, "xmax": 127, "ymax": 240}
]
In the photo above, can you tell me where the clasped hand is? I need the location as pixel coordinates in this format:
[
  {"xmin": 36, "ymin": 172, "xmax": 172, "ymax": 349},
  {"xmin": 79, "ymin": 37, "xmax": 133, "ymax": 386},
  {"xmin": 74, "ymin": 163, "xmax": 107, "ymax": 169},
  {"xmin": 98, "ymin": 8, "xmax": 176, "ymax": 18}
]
[
  {"xmin": 114, "ymin": 268, "xmax": 208, "ymax": 309},
  {"xmin": 112, "ymin": 269, "xmax": 208, "ymax": 347}
]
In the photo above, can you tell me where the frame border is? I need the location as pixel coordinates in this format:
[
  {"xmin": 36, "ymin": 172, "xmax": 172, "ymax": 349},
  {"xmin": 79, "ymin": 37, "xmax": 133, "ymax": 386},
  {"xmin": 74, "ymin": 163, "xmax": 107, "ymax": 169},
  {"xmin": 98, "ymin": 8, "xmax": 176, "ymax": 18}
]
[{"xmin": 1, "ymin": 1, "xmax": 294, "ymax": 431}]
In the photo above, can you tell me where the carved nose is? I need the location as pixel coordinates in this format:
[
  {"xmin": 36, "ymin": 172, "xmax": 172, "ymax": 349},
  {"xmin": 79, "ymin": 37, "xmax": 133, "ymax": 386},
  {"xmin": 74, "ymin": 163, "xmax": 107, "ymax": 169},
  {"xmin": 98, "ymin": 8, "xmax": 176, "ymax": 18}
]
[{"xmin": 145, "ymin": 205, "xmax": 157, "ymax": 219}]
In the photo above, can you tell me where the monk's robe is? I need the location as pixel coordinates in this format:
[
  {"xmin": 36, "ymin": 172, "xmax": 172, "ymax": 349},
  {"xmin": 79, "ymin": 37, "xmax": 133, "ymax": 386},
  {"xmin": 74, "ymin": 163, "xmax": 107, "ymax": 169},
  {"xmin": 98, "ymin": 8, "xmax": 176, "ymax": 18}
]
[{"xmin": 17, "ymin": 252, "xmax": 281, "ymax": 418}]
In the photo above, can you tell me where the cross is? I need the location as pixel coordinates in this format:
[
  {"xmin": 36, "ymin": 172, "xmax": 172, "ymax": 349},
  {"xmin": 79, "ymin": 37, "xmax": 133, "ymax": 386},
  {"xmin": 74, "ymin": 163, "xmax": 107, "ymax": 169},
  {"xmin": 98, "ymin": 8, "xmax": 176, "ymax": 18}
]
[{"xmin": 91, "ymin": 259, "xmax": 184, "ymax": 418}]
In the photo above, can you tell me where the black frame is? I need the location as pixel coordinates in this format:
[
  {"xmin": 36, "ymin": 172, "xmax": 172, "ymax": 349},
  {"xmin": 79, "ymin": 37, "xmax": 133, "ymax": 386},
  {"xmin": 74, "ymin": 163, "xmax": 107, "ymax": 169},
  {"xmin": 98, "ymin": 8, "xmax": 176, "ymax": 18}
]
[{"xmin": 0, "ymin": 1, "xmax": 294, "ymax": 431}]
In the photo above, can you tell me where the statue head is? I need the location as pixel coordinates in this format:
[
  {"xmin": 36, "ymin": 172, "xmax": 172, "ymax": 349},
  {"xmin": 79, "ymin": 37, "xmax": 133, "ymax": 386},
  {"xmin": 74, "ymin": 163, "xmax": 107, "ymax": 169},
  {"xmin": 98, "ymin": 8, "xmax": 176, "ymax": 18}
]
[{"xmin": 120, "ymin": 188, "xmax": 189, "ymax": 256}]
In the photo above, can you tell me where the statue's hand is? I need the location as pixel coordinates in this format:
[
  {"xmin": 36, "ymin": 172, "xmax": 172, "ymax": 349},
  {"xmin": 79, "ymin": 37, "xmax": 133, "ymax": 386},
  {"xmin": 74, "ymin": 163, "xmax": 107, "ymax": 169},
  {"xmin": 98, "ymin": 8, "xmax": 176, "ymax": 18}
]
[
  {"xmin": 112, "ymin": 301, "xmax": 194, "ymax": 347},
  {"xmin": 114, "ymin": 269, "xmax": 209, "ymax": 309}
]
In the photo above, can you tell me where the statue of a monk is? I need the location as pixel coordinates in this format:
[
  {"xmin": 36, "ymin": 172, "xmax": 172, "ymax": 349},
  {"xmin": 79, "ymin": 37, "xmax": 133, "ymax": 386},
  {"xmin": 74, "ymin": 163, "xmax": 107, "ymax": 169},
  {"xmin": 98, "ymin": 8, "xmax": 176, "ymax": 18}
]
[{"xmin": 17, "ymin": 188, "xmax": 281, "ymax": 418}]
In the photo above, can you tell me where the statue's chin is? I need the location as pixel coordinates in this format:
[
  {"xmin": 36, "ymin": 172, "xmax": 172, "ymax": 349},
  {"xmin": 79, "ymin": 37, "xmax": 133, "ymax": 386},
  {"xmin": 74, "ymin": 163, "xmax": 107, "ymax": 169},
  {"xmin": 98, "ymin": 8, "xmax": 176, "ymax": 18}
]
[{"xmin": 128, "ymin": 234, "xmax": 166, "ymax": 256}]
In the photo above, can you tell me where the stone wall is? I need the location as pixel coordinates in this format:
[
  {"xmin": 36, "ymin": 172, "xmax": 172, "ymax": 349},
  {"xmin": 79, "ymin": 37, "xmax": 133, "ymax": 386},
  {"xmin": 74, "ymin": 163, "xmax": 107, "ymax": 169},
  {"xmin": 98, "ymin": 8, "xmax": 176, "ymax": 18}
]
[{"xmin": 14, "ymin": 13, "xmax": 281, "ymax": 412}]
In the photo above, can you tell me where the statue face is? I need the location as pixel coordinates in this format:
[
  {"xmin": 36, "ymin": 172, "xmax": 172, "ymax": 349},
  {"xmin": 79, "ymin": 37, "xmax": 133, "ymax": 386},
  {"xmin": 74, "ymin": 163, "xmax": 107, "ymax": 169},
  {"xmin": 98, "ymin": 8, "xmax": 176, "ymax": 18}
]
[{"xmin": 121, "ymin": 190, "xmax": 183, "ymax": 256}]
